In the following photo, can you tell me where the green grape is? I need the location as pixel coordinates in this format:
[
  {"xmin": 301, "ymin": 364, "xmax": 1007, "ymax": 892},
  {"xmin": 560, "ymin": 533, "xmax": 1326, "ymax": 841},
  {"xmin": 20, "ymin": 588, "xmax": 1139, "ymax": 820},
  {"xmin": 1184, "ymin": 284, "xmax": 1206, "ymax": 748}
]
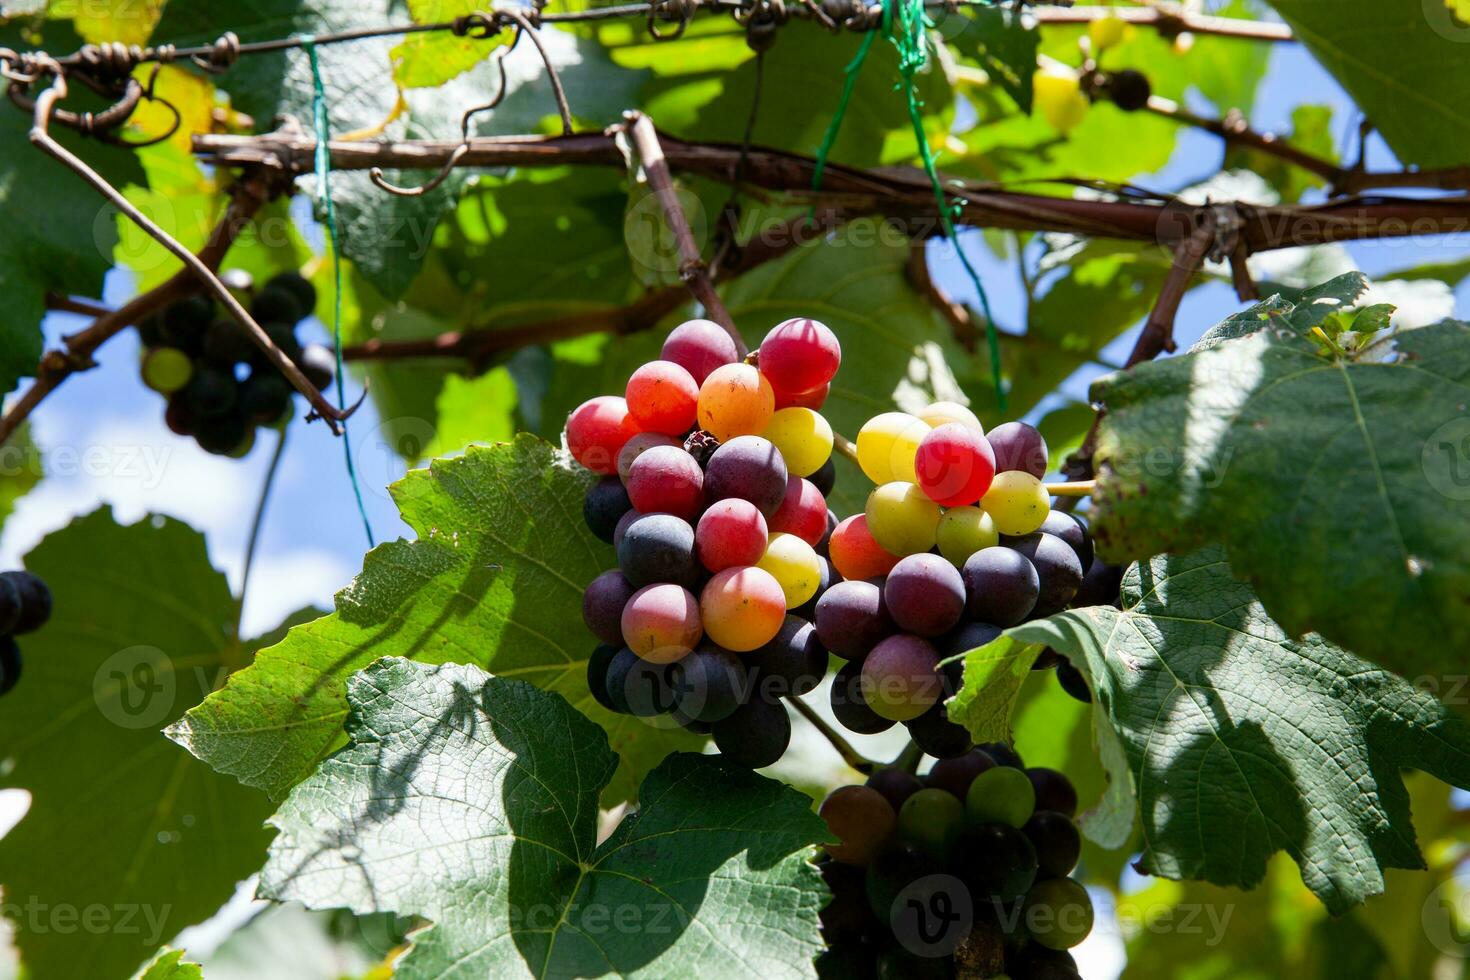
[
  {"xmin": 897, "ymin": 787, "xmax": 965, "ymax": 859},
  {"xmin": 141, "ymin": 347, "xmax": 194, "ymax": 394},
  {"xmin": 965, "ymin": 765, "xmax": 1036, "ymax": 829},
  {"xmin": 761, "ymin": 407, "xmax": 833, "ymax": 477},
  {"xmin": 980, "ymin": 471, "xmax": 1051, "ymax": 536},
  {"xmin": 757, "ymin": 532, "xmax": 823, "ymax": 609},
  {"xmin": 936, "ymin": 505, "xmax": 1000, "ymax": 567},
  {"xmin": 855, "ymin": 412, "xmax": 927, "ymax": 485},
  {"xmin": 1022, "ymin": 877, "xmax": 1095, "ymax": 950},
  {"xmin": 865, "ymin": 482, "xmax": 941, "ymax": 556}
]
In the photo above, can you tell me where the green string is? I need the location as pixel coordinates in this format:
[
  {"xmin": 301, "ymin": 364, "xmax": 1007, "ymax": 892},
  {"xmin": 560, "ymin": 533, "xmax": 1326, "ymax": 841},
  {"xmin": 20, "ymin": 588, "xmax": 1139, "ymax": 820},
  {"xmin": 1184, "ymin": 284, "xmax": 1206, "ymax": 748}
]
[
  {"xmin": 304, "ymin": 39, "xmax": 376, "ymax": 548},
  {"xmin": 811, "ymin": 0, "xmax": 1007, "ymax": 412}
]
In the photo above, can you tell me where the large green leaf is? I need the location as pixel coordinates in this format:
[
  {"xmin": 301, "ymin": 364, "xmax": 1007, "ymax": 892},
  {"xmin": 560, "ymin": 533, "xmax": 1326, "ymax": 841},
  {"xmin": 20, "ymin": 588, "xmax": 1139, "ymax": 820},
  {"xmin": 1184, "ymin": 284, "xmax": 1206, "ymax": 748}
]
[
  {"xmin": 945, "ymin": 6, "xmax": 1039, "ymax": 112},
  {"xmin": 260, "ymin": 658, "xmax": 829, "ymax": 979},
  {"xmin": 1270, "ymin": 0, "xmax": 1470, "ymax": 168},
  {"xmin": 0, "ymin": 425, "xmax": 42, "ymax": 529},
  {"xmin": 0, "ymin": 510, "xmax": 277, "ymax": 980},
  {"xmin": 954, "ymin": 547, "xmax": 1470, "ymax": 914},
  {"xmin": 168, "ymin": 434, "xmax": 699, "ymax": 804},
  {"xmin": 1088, "ymin": 272, "xmax": 1470, "ymax": 687},
  {"xmin": 391, "ymin": 0, "xmax": 510, "ymax": 88}
]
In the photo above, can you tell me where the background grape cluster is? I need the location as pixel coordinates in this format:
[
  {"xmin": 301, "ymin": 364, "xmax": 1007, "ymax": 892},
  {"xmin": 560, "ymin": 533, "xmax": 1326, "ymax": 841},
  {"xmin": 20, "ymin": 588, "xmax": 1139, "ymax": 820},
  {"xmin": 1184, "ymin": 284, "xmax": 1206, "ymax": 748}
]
[
  {"xmin": 0, "ymin": 570, "xmax": 51, "ymax": 697},
  {"xmin": 137, "ymin": 272, "xmax": 334, "ymax": 456}
]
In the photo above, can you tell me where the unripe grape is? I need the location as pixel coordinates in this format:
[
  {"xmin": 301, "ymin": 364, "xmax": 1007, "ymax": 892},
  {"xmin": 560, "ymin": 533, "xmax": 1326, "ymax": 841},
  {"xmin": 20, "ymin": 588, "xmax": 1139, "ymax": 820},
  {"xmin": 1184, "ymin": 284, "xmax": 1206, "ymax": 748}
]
[
  {"xmin": 915, "ymin": 422, "xmax": 996, "ymax": 507},
  {"xmin": 616, "ymin": 432, "xmax": 680, "ymax": 482},
  {"xmin": 981, "ymin": 471, "xmax": 1050, "ymax": 536},
  {"xmin": 662, "ymin": 318, "xmax": 741, "ymax": 386},
  {"xmin": 966, "ymin": 765, "xmax": 1036, "ymax": 828},
  {"xmin": 867, "ymin": 769, "xmax": 924, "ymax": 812},
  {"xmin": 926, "ymin": 749, "xmax": 996, "ymax": 801},
  {"xmin": 861, "ymin": 634, "xmax": 942, "ymax": 722},
  {"xmin": 1088, "ymin": 14, "xmax": 1126, "ymax": 50},
  {"xmin": 704, "ymin": 435, "xmax": 789, "ymax": 517},
  {"xmin": 898, "ymin": 787, "xmax": 966, "ymax": 859},
  {"xmin": 827, "ymin": 514, "xmax": 901, "ymax": 581},
  {"xmin": 884, "ymin": 554, "xmax": 966, "ymax": 637},
  {"xmin": 757, "ymin": 532, "xmax": 822, "ymax": 609},
  {"xmin": 936, "ymin": 506, "xmax": 1000, "ymax": 567},
  {"xmin": 917, "ymin": 401, "xmax": 983, "ymax": 433},
  {"xmin": 625, "ymin": 445, "xmax": 704, "ymax": 521},
  {"xmin": 820, "ymin": 785, "xmax": 896, "ymax": 865},
  {"xmin": 987, "ymin": 421, "xmax": 1049, "ymax": 478},
  {"xmin": 626, "ymin": 360, "xmax": 700, "ymax": 435},
  {"xmin": 567, "ymin": 395, "xmax": 642, "ymax": 475},
  {"xmin": 1022, "ymin": 878, "xmax": 1094, "ymax": 950},
  {"xmin": 769, "ymin": 477, "xmax": 828, "ymax": 546},
  {"xmin": 760, "ymin": 407, "xmax": 832, "ymax": 477},
  {"xmin": 700, "ymin": 566, "xmax": 787, "ymax": 652},
  {"xmin": 695, "ymin": 499, "xmax": 768, "ymax": 572},
  {"xmin": 621, "ymin": 583, "xmax": 702, "ymax": 663},
  {"xmin": 866, "ymin": 482, "xmax": 941, "ymax": 556},
  {"xmin": 141, "ymin": 347, "xmax": 194, "ymax": 394},
  {"xmin": 583, "ymin": 569, "xmax": 636, "ymax": 647},
  {"xmin": 758, "ymin": 317, "xmax": 841, "ymax": 394},
  {"xmin": 1033, "ymin": 69, "xmax": 1090, "ymax": 132},
  {"xmin": 855, "ymin": 412, "xmax": 927, "ymax": 485},
  {"xmin": 697, "ymin": 364, "xmax": 774, "ymax": 442}
]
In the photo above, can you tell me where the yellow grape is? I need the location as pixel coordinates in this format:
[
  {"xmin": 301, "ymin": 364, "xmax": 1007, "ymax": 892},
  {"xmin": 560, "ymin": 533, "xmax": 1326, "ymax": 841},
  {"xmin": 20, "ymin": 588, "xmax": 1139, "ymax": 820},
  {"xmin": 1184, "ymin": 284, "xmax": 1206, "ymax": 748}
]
[
  {"xmin": 700, "ymin": 566, "xmax": 787, "ymax": 651},
  {"xmin": 757, "ymin": 532, "xmax": 823, "ymax": 609},
  {"xmin": 761, "ymin": 407, "xmax": 833, "ymax": 477},
  {"xmin": 917, "ymin": 401, "xmax": 983, "ymax": 434},
  {"xmin": 855, "ymin": 412, "xmax": 927, "ymax": 485},
  {"xmin": 865, "ymin": 482, "xmax": 941, "ymax": 556},
  {"xmin": 981, "ymin": 471, "xmax": 1051, "ymax": 536},
  {"xmin": 936, "ymin": 506, "xmax": 1000, "ymax": 567},
  {"xmin": 1088, "ymin": 15, "xmax": 1126, "ymax": 51},
  {"xmin": 698, "ymin": 364, "xmax": 774, "ymax": 442},
  {"xmin": 1034, "ymin": 70, "xmax": 1090, "ymax": 133}
]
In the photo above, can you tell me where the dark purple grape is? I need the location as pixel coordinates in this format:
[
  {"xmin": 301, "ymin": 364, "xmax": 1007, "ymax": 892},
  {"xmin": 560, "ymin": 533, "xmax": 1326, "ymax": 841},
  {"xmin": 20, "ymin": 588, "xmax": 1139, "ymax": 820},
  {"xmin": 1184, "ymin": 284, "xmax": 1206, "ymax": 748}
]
[
  {"xmin": 584, "ymin": 477, "xmax": 633, "ymax": 544},
  {"xmin": 810, "ymin": 457, "xmax": 837, "ymax": 497},
  {"xmin": 712, "ymin": 696, "xmax": 791, "ymax": 768},
  {"xmin": 866, "ymin": 769, "xmax": 924, "ymax": 812},
  {"xmin": 159, "ymin": 294, "xmax": 211, "ymax": 353},
  {"xmin": 252, "ymin": 280, "xmax": 310, "ymax": 324},
  {"xmin": 883, "ymin": 554, "xmax": 965, "ymax": 638},
  {"xmin": 297, "ymin": 343, "xmax": 336, "ymax": 390},
  {"xmin": 941, "ymin": 621, "xmax": 1002, "ymax": 665},
  {"xmin": 181, "ymin": 365, "xmax": 239, "ymax": 419},
  {"xmin": 748, "ymin": 615, "xmax": 826, "ymax": 699},
  {"xmin": 1057, "ymin": 662, "xmax": 1092, "ymax": 703},
  {"xmin": 1025, "ymin": 810, "xmax": 1081, "ymax": 878},
  {"xmin": 0, "ymin": 574, "xmax": 21, "ymax": 635},
  {"xmin": 0, "ymin": 637, "xmax": 20, "ymax": 696},
  {"xmin": 977, "ymin": 741, "xmax": 1024, "ymax": 770},
  {"xmin": 240, "ymin": 372, "xmax": 292, "ymax": 425},
  {"xmin": 606, "ymin": 647, "xmax": 680, "ymax": 717},
  {"xmin": 1005, "ymin": 532, "xmax": 1083, "ymax": 617},
  {"xmin": 1032, "ymin": 648, "xmax": 1064, "ymax": 671},
  {"xmin": 612, "ymin": 509, "xmax": 640, "ymax": 549},
  {"xmin": 906, "ymin": 702, "xmax": 972, "ymax": 759},
  {"xmin": 586, "ymin": 644, "xmax": 621, "ymax": 713},
  {"xmin": 956, "ymin": 824, "xmax": 1038, "ymax": 902},
  {"xmin": 617, "ymin": 513, "xmax": 700, "ymax": 589},
  {"xmin": 582, "ymin": 570, "xmax": 635, "ymax": 647},
  {"xmin": 202, "ymin": 317, "xmax": 256, "ymax": 367},
  {"xmin": 986, "ymin": 421, "xmax": 1048, "ymax": 478},
  {"xmin": 1026, "ymin": 767, "xmax": 1078, "ymax": 818},
  {"xmin": 816, "ymin": 580, "xmax": 894, "ymax": 660},
  {"xmin": 962, "ymin": 548, "xmax": 1039, "ymax": 627},
  {"xmin": 815, "ymin": 509, "xmax": 838, "ymax": 559},
  {"xmin": 865, "ymin": 840, "xmax": 938, "ymax": 919},
  {"xmin": 671, "ymin": 642, "xmax": 748, "ymax": 723},
  {"xmin": 704, "ymin": 436, "xmax": 789, "ymax": 517},
  {"xmin": 831, "ymin": 658, "xmax": 895, "ymax": 735},
  {"xmin": 819, "ymin": 859, "xmax": 879, "ymax": 942},
  {"xmin": 1037, "ymin": 511, "xmax": 1093, "ymax": 571},
  {"xmin": 1074, "ymin": 558, "xmax": 1124, "ymax": 609},
  {"xmin": 925, "ymin": 749, "xmax": 995, "ymax": 800},
  {"xmin": 194, "ymin": 408, "xmax": 250, "ymax": 456}
]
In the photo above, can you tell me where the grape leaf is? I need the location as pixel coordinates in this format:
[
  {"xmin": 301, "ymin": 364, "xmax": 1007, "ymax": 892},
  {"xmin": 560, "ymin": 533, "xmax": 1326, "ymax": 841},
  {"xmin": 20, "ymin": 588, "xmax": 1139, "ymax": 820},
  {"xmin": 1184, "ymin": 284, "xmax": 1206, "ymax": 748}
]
[
  {"xmin": 132, "ymin": 949, "xmax": 204, "ymax": 980},
  {"xmin": 260, "ymin": 658, "xmax": 829, "ymax": 980},
  {"xmin": 167, "ymin": 434, "xmax": 699, "ymax": 805},
  {"xmin": 0, "ymin": 424, "xmax": 42, "ymax": 529},
  {"xmin": 1088, "ymin": 271, "xmax": 1470, "ymax": 688},
  {"xmin": 0, "ymin": 509, "xmax": 277, "ymax": 980},
  {"xmin": 944, "ymin": 6, "xmax": 1039, "ymax": 112},
  {"xmin": 954, "ymin": 547, "xmax": 1470, "ymax": 914},
  {"xmin": 1269, "ymin": 0, "xmax": 1470, "ymax": 168},
  {"xmin": 392, "ymin": 0, "xmax": 510, "ymax": 88}
]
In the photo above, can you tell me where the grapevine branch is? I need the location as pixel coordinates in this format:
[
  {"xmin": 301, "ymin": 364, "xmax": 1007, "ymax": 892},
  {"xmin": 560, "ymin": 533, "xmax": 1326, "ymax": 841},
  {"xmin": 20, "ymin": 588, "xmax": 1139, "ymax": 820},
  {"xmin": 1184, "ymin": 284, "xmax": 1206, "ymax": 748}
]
[{"xmin": 789, "ymin": 695, "xmax": 876, "ymax": 774}]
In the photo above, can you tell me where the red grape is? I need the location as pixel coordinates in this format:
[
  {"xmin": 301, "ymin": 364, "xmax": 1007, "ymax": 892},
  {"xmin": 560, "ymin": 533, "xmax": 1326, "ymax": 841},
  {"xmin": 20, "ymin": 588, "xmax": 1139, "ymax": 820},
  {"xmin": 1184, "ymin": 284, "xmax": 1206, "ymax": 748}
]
[
  {"xmin": 620, "ymin": 583, "xmax": 702, "ymax": 663},
  {"xmin": 695, "ymin": 498, "xmax": 768, "ymax": 572},
  {"xmin": 758, "ymin": 317, "xmax": 841, "ymax": 394},
  {"xmin": 774, "ymin": 382, "xmax": 829, "ymax": 411},
  {"xmin": 820, "ymin": 785, "xmax": 896, "ymax": 865},
  {"xmin": 915, "ymin": 422, "xmax": 996, "ymax": 507},
  {"xmin": 567, "ymin": 396, "xmax": 641, "ymax": 475},
  {"xmin": 616, "ymin": 432, "xmax": 679, "ymax": 482},
  {"xmin": 768, "ymin": 477, "xmax": 827, "ymax": 545},
  {"xmin": 625, "ymin": 445, "xmax": 704, "ymax": 521},
  {"xmin": 626, "ymin": 360, "xmax": 699, "ymax": 436},
  {"xmin": 828, "ymin": 514, "xmax": 900, "ymax": 582},
  {"xmin": 662, "ymin": 318, "xmax": 741, "ymax": 386}
]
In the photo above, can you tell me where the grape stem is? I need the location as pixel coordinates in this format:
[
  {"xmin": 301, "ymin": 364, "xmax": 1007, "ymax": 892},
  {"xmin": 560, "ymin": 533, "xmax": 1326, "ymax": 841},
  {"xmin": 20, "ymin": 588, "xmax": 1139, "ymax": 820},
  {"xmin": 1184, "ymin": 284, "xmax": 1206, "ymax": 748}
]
[
  {"xmin": 1046, "ymin": 480, "xmax": 1096, "ymax": 498},
  {"xmin": 789, "ymin": 695, "xmax": 877, "ymax": 775},
  {"xmin": 832, "ymin": 432, "xmax": 860, "ymax": 465}
]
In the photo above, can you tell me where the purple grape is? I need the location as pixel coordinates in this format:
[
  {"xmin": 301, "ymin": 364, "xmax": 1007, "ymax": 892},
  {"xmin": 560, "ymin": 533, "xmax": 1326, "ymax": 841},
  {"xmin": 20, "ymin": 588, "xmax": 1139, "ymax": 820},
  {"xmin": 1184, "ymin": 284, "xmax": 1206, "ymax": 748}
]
[
  {"xmin": 583, "ymin": 569, "xmax": 636, "ymax": 647},
  {"xmin": 831, "ymin": 657, "xmax": 895, "ymax": 735},
  {"xmin": 883, "ymin": 554, "xmax": 966, "ymax": 638},
  {"xmin": 906, "ymin": 702, "xmax": 973, "ymax": 759},
  {"xmin": 703, "ymin": 436, "xmax": 789, "ymax": 517},
  {"xmin": 671, "ymin": 642, "xmax": 748, "ymax": 723},
  {"xmin": 962, "ymin": 547, "xmax": 1039, "ymax": 627},
  {"xmin": 584, "ymin": 477, "xmax": 632, "ymax": 544},
  {"xmin": 617, "ymin": 513, "xmax": 700, "ymax": 590},
  {"xmin": 748, "ymin": 615, "xmax": 826, "ymax": 699},
  {"xmin": 810, "ymin": 457, "xmax": 837, "ymax": 497},
  {"xmin": 1005, "ymin": 532, "xmax": 1083, "ymax": 617},
  {"xmin": 866, "ymin": 768, "xmax": 924, "ymax": 811},
  {"xmin": 986, "ymin": 421, "xmax": 1048, "ymax": 478},
  {"xmin": 815, "ymin": 580, "xmax": 894, "ymax": 660},
  {"xmin": 712, "ymin": 696, "xmax": 791, "ymax": 768},
  {"xmin": 1074, "ymin": 558, "xmax": 1124, "ymax": 608},
  {"xmin": 587, "ymin": 644, "xmax": 621, "ymax": 713}
]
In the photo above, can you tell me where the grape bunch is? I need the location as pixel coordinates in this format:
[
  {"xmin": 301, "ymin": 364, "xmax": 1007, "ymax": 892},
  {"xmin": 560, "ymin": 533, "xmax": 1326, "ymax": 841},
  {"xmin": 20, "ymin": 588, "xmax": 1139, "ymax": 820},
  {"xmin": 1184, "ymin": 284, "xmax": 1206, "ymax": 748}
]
[
  {"xmin": 137, "ymin": 272, "xmax": 335, "ymax": 456},
  {"xmin": 571, "ymin": 317, "xmax": 844, "ymax": 768},
  {"xmin": 817, "ymin": 748, "xmax": 1093, "ymax": 979},
  {"xmin": 0, "ymin": 571, "xmax": 53, "ymax": 697}
]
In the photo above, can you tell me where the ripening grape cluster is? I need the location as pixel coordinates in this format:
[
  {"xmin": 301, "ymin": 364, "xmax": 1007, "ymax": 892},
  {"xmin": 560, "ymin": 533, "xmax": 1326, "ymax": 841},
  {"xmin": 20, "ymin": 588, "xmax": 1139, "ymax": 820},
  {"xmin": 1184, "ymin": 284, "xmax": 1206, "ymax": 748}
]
[
  {"xmin": 0, "ymin": 571, "xmax": 52, "ymax": 697},
  {"xmin": 137, "ymin": 272, "xmax": 334, "ymax": 456},
  {"xmin": 572, "ymin": 317, "xmax": 844, "ymax": 768},
  {"xmin": 817, "ymin": 747, "xmax": 1093, "ymax": 979}
]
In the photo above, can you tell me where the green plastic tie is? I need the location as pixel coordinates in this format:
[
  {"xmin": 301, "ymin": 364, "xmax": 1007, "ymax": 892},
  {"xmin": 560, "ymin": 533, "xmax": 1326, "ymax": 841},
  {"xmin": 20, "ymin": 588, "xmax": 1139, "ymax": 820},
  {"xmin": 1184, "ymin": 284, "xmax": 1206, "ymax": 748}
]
[{"xmin": 304, "ymin": 38, "xmax": 377, "ymax": 548}]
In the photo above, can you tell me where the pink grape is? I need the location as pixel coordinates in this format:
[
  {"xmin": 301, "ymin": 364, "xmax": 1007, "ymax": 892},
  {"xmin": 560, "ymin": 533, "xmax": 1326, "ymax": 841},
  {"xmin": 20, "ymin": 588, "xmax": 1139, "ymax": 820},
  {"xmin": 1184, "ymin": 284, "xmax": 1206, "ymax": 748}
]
[
  {"xmin": 696, "ymin": 499, "xmax": 769, "ymax": 572},
  {"xmin": 758, "ymin": 318, "xmax": 841, "ymax": 394},
  {"xmin": 662, "ymin": 318, "xmax": 741, "ymax": 386},
  {"xmin": 621, "ymin": 583, "xmax": 702, "ymax": 664},
  {"xmin": 769, "ymin": 477, "xmax": 828, "ymax": 545},
  {"xmin": 626, "ymin": 446, "xmax": 704, "ymax": 521},
  {"xmin": 626, "ymin": 360, "xmax": 699, "ymax": 436},
  {"xmin": 915, "ymin": 422, "xmax": 997, "ymax": 507},
  {"xmin": 567, "ymin": 396, "xmax": 642, "ymax": 475},
  {"xmin": 617, "ymin": 432, "xmax": 680, "ymax": 482}
]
